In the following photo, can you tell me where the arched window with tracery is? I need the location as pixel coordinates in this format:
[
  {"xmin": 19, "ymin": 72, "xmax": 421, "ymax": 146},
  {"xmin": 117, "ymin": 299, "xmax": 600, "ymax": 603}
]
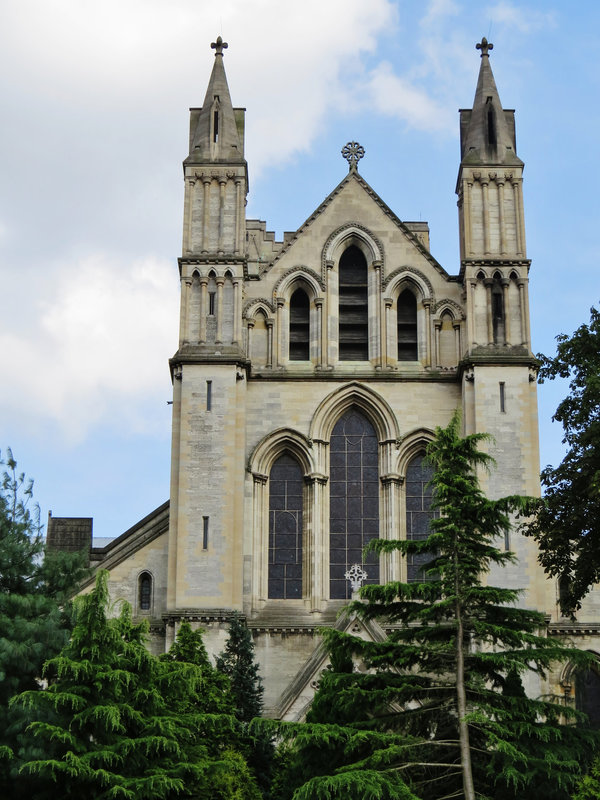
[
  {"xmin": 338, "ymin": 245, "xmax": 368, "ymax": 360},
  {"xmin": 139, "ymin": 572, "xmax": 152, "ymax": 612},
  {"xmin": 397, "ymin": 289, "xmax": 418, "ymax": 361},
  {"xmin": 289, "ymin": 288, "xmax": 310, "ymax": 361},
  {"xmin": 329, "ymin": 408, "xmax": 379, "ymax": 599},
  {"xmin": 268, "ymin": 454, "xmax": 303, "ymax": 599},
  {"xmin": 405, "ymin": 454, "xmax": 437, "ymax": 582},
  {"xmin": 576, "ymin": 665, "xmax": 600, "ymax": 728}
]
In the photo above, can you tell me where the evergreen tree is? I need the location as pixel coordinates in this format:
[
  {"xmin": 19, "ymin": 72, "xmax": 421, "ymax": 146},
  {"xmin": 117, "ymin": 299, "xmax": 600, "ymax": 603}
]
[
  {"xmin": 0, "ymin": 450, "xmax": 86, "ymax": 796},
  {"xmin": 271, "ymin": 412, "xmax": 597, "ymax": 800},
  {"xmin": 216, "ymin": 613, "xmax": 264, "ymax": 723},
  {"xmin": 15, "ymin": 571, "xmax": 261, "ymax": 800}
]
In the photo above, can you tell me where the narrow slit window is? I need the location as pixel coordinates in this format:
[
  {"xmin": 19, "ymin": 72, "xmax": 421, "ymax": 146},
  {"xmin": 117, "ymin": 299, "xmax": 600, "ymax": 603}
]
[
  {"xmin": 213, "ymin": 110, "xmax": 219, "ymax": 142},
  {"xmin": 397, "ymin": 290, "xmax": 418, "ymax": 361},
  {"xmin": 203, "ymin": 516, "xmax": 209, "ymax": 550},
  {"xmin": 504, "ymin": 529, "xmax": 510, "ymax": 551},
  {"xmin": 208, "ymin": 291, "xmax": 216, "ymax": 315},
  {"xmin": 289, "ymin": 288, "xmax": 310, "ymax": 360},
  {"xmin": 206, "ymin": 380, "xmax": 212, "ymax": 411},
  {"xmin": 499, "ymin": 381, "xmax": 506, "ymax": 413},
  {"xmin": 139, "ymin": 572, "xmax": 152, "ymax": 611}
]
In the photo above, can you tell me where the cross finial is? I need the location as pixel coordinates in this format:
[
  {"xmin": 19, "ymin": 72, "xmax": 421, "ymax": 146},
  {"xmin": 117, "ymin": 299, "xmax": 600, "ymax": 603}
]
[
  {"xmin": 211, "ymin": 36, "xmax": 228, "ymax": 56},
  {"xmin": 476, "ymin": 37, "xmax": 493, "ymax": 57},
  {"xmin": 341, "ymin": 141, "xmax": 365, "ymax": 172},
  {"xmin": 345, "ymin": 563, "xmax": 368, "ymax": 593}
]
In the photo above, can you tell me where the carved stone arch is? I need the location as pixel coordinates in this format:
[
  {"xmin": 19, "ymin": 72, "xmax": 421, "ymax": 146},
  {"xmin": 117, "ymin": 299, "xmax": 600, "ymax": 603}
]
[
  {"xmin": 384, "ymin": 266, "xmax": 434, "ymax": 301},
  {"xmin": 321, "ymin": 223, "xmax": 384, "ymax": 280},
  {"xmin": 560, "ymin": 651, "xmax": 600, "ymax": 689},
  {"xmin": 224, "ymin": 269, "xmax": 233, "ymax": 279},
  {"xmin": 434, "ymin": 299, "xmax": 465, "ymax": 320},
  {"xmin": 476, "ymin": 270, "xmax": 486, "ymax": 281},
  {"xmin": 248, "ymin": 427, "xmax": 315, "ymax": 477},
  {"xmin": 273, "ymin": 266, "xmax": 325, "ymax": 298},
  {"xmin": 207, "ymin": 268, "xmax": 217, "ymax": 278},
  {"xmin": 397, "ymin": 427, "xmax": 435, "ymax": 475},
  {"xmin": 310, "ymin": 382, "xmax": 400, "ymax": 445},
  {"xmin": 191, "ymin": 268, "xmax": 201, "ymax": 280},
  {"xmin": 243, "ymin": 297, "xmax": 275, "ymax": 320}
]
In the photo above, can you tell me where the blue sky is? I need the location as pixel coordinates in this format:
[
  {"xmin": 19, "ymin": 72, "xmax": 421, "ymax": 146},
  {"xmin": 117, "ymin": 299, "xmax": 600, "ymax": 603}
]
[{"xmin": 1, "ymin": 0, "xmax": 598, "ymax": 541}]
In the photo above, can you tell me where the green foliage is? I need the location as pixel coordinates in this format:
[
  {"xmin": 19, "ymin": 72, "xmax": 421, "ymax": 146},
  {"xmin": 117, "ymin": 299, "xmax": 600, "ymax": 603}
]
[
  {"xmin": 270, "ymin": 412, "xmax": 597, "ymax": 800},
  {"xmin": 217, "ymin": 613, "xmax": 264, "ymax": 723},
  {"xmin": 0, "ymin": 450, "xmax": 87, "ymax": 797},
  {"xmin": 14, "ymin": 572, "xmax": 261, "ymax": 800},
  {"xmin": 524, "ymin": 306, "xmax": 600, "ymax": 611}
]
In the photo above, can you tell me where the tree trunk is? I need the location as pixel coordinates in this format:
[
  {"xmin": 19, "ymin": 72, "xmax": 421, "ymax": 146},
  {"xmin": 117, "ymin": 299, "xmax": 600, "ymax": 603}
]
[{"xmin": 456, "ymin": 591, "xmax": 475, "ymax": 800}]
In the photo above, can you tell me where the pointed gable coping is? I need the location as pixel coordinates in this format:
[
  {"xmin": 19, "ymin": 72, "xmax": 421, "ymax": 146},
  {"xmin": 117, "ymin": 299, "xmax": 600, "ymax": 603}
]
[
  {"xmin": 271, "ymin": 610, "xmax": 389, "ymax": 721},
  {"xmin": 260, "ymin": 171, "xmax": 451, "ymax": 281}
]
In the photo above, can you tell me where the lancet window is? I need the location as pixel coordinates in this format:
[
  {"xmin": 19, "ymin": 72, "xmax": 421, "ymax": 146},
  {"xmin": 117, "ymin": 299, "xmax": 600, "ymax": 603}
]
[
  {"xmin": 329, "ymin": 409, "xmax": 379, "ymax": 599},
  {"xmin": 268, "ymin": 454, "xmax": 303, "ymax": 599},
  {"xmin": 397, "ymin": 289, "xmax": 418, "ymax": 361},
  {"xmin": 338, "ymin": 246, "xmax": 369, "ymax": 360},
  {"xmin": 405, "ymin": 454, "xmax": 437, "ymax": 582},
  {"xmin": 289, "ymin": 288, "xmax": 310, "ymax": 361},
  {"xmin": 138, "ymin": 572, "xmax": 152, "ymax": 611}
]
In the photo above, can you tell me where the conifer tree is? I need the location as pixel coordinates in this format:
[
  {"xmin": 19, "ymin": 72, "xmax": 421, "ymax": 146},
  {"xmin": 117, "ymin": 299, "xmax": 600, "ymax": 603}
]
[
  {"xmin": 15, "ymin": 571, "xmax": 261, "ymax": 800},
  {"xmin": 216, "ymin": 613, "xmax": 264, "ymax": 723},
  {"xmin": 0, "ymin": 450, "xmax": 86, "ymax": 796},
  {"xmin": 271, "ymin": 412, "xmax": 597, "ymax": 800}
]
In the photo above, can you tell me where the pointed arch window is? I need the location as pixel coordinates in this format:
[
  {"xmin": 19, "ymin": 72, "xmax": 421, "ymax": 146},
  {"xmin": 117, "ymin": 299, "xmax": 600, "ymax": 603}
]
[
  {"xmin": 329, "ymin": 409, "xmax": 379, "ymax": 599},
  {"xmin": 492, "ymin": 273, "xmax": 505, "ymax": 344},
  {"xmin": 289, "ymin": 288, "xmax": 310, "ymax": 361},
  {"xmin": 268, "ymin": 454, "xmax": 303, "ymax": 599},
  {"xmin": 397, "ymin": 289, "xmax": 418, "ymax": 361},
  {"xmin": 339, "ymin": 245, "xmax": 368, "ymax": 360},
  {"xmin": 139, "ymin": 572, "xmax": 152, "ymax": 612},
  {"xmin": 576, "ymin": 665, "xmax": 600, "ymax": 728},
  {"xmin": 406, "ymin": 454, "xmax": 437, "ymax": 582}
]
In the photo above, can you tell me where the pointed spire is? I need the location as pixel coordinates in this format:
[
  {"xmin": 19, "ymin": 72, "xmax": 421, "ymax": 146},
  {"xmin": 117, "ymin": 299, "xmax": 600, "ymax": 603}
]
[
  {"xmin": 459, "ymin": 38, "xmax": 522, "ymax": 167},
  {"xmin": 187, "ymin": 36, "xmax": 244, "ymax": 164}
]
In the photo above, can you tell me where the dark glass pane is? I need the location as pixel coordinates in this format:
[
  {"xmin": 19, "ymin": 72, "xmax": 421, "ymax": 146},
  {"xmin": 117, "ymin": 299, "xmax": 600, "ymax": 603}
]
[
  {"xmin": 577, "ymin": 668, "xmax": 600, "ymax": 728},
  {"xmin": 139, "ymin": 574, "xmax": 151, "ymax": 611},
  {"xmin": 329, "ymin": 408, "xmax": 379, "ymax": 598},
  {"xmin": 289, "ymin": 288, "xmax": 310, "ymax": 360},
  {"xmin": 406, "ymin": 454, "xmax": 438, "ymax": 582},
  {"xmin": 398, "ymin": 289, "xmax": 418, "ymax": 361},
  {"xmin": 339, "ymin": 246, "xmax": 368, "ymax": 360},
  {"xmin": 269, "ymin": 454, "xmax": 303, "ymax": 598}
]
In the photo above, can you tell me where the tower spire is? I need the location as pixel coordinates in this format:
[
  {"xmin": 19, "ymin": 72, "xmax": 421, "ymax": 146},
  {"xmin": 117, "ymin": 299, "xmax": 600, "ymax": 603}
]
[
  {"xmin": 459, "ymin": 38, "xmax": 522, "ymax": 167},
  {"xmin": 186, "ymin": 36, "xmax": 244, "ymax": 164}
]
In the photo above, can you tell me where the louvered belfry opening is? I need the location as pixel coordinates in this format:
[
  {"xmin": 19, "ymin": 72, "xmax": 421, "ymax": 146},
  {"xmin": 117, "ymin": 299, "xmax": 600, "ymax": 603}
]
[
  {"xmin": 339, "ymin": 245, "xmax": 369, "ymax": 360},
  {"xmin": 289, "ymin": 288, "xmax": 310, "ymax": 361},
  {"xmin": 397, "ymin": 289, "xmax": 418, "ymax": 361}
]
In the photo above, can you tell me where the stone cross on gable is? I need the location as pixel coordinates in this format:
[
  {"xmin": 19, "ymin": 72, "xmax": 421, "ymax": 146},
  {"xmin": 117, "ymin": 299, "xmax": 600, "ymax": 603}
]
[
  {"xmin": 476, "ymin": 37, "xmax": 493, "ymax": 57},
  {"xmin": 211, "ymin": 36, "xmax": 228, "ymax": 56}
]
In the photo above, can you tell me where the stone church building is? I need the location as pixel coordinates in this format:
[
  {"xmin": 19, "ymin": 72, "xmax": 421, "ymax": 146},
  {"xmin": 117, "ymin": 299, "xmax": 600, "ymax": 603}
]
[{"xmin": 48, "ymin": 37, "xmax": 600, "ymax": 720}]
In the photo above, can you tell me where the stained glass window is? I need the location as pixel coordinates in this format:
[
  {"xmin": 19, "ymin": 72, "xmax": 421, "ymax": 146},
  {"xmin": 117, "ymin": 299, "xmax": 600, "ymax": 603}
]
[
  {"xmin": 268, "ymin": 454, "xmax": 303, "ymax": 599},
  {"xmin": 329, "ymin": 409, "xmax": 379, "ymax": 599},
  {"xmin": 406, "ymin": 454, "xmax": 437, "ymax": 582}
]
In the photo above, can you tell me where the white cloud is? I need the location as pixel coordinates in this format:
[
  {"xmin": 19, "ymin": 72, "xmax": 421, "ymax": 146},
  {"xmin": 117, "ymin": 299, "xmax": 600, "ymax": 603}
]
[
  {"xmin": 0, "ymin": 254, "xmax": 178, "ymax": 441},
  {"xmin": 487, "ymin": 2, "xmax": 557, "ymax": 33}
]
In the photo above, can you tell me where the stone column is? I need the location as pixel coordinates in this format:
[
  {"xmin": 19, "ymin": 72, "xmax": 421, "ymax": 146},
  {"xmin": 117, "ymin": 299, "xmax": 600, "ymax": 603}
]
[
  {"xmin": 373, "ymin": 261, "xmax": 382, "ymax": 369},
  {"xmin": 384, "ymin": 298, "xmax": 392, "ymax": 368},
  {"xmin": 422, "ymin": 299, "xmax": 432, "ymax": 367},
  {"xmin": 215, "ymin": 277, "xmax": 224, "ymax": 343},
  {"xmin": 464, "ymin": 177, "xmax": 473, "ymax": 257},
  {"xmin": 465, "ymin": 280, "xmax": 476, "ymax": 347},
  {"xmin": 518, "ymin": 278, "xmax": 531, "ymax": 349},
  {"xmin": 252, "ymin": 473, "xmax": 269, "ymax": 603},
  {"xmin": 453, "ymin": 320, "xmax": 462, "ymax": 363},
  {"xmin": 266, "ymin": 319, "xmax": 274, "ymax": 368},
  {"xmin": 201, "ymin": 176, "xmax": 211, "ymax": 253},
  {"xmin": 513, "ymin": 179, "xmax": 525, "ymax": 256},
  {"xmin": 276, "ymin": 298, "xmax": 285, "ymax": 367},
  {"xmin": 314, "ymin": 297, "xmax": 324, "ymax": 368},
  {"xmin": 180, "ymin": 276, "xmax": 191, "ymax": 345},
  {"xmin": 501, "ymin": 277, "xmax": 511, "ymax": 345},
  {"xmin": 497, "ymin": 177, "xmax": 506, "ymax": 255},
  {"xmin": 199, "ymin": 278, "xmax": 208, "ymax": 343},
  {"xmin": 325, "ymin": 260, "xmax": 334, "ymax": 367},
  {"xmin": 232, "ymin": 279, "xmax": 241, "ymax": 345},
  {"xmin": 381, "ymin": 474, "xmax": 402, "ymax": 582},
  {"xmin": 481, "ymin": 176, "xmax": 490, "ymax": 255},
  {"xmin": 484, "ymin": 278, "xmax": 494, "ymax": 344},
  {"xmin": 305, "ymin": 473, "xmax": 328, "ymax": 610},
  {"xmin": 218, "ymin": 177, "xmax": 227, "ymax": 255},
  {"xmin": 234, "ymin": 178, "xmax": 243, "ymax": 255},
  {"xmin": 434, "ymin": 319, "xmax": 441, "ymax": 368},
  {"xmin": 184, "ymin": 177, "xmax": 195, "ymax": 254},
  {"xmin": 246, "ymin": 319, "xmax": 255, "ymax": 360}
]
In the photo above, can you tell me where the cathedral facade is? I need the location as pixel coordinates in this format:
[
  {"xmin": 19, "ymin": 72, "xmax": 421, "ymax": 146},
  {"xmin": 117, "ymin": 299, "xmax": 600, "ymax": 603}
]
[{"xmin": 49, "ymin": 37, "xmax": 596, "ymax": 719}]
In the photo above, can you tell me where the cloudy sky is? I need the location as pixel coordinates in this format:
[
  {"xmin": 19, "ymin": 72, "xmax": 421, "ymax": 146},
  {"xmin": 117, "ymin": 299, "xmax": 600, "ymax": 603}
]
[{"xmin": 1, "ymin": 0, "xmax": 598, "ymax": 541}]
